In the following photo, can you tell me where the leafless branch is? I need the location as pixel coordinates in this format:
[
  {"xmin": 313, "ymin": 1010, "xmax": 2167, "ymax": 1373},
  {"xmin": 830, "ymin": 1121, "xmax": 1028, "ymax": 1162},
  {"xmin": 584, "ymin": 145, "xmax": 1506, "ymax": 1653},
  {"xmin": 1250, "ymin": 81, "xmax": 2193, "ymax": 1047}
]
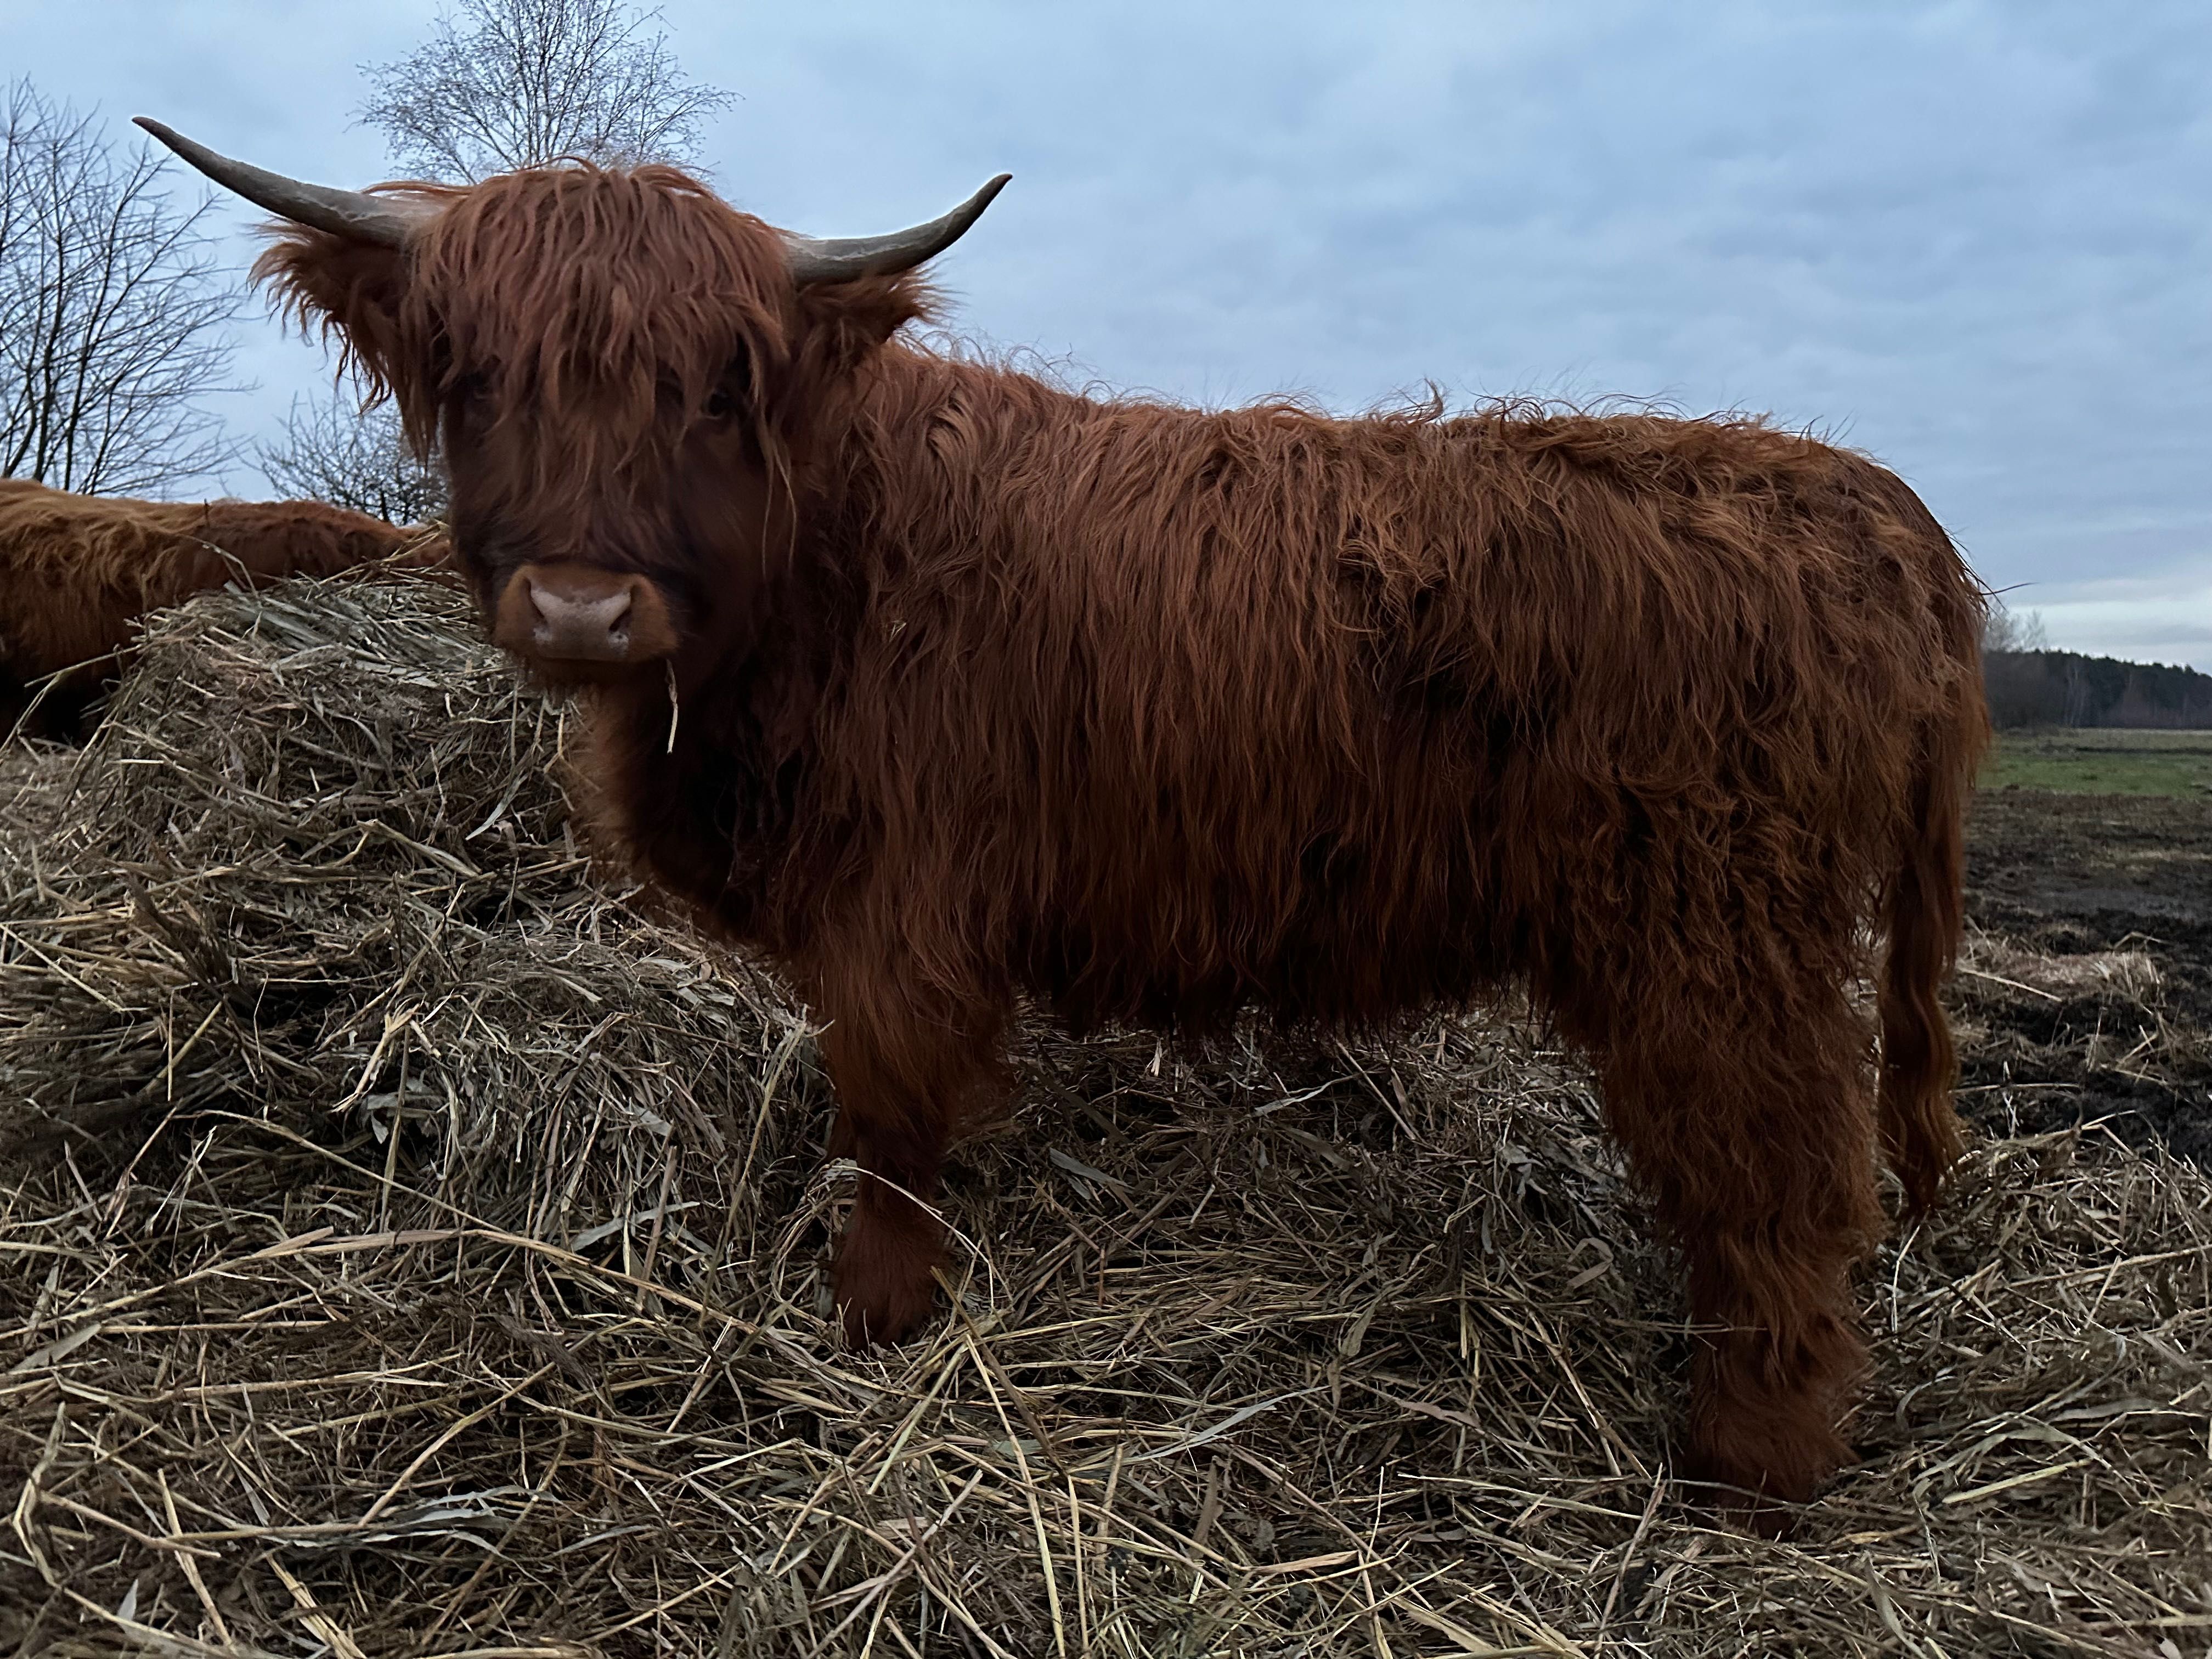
[
  {"xmin": 1982, "ymin": 601, "xmax": 2050, "ymax": 657},
  {"xmin": 0, "ymin": 79, "xmax": 244, "ymax": 496},
  {"xmin": 356, "ymin": 0, "xmax": 734, "ymax": 182},
  {"xmin": 259, "ymin": 393, "xmax": 449, "ymax": 524}
]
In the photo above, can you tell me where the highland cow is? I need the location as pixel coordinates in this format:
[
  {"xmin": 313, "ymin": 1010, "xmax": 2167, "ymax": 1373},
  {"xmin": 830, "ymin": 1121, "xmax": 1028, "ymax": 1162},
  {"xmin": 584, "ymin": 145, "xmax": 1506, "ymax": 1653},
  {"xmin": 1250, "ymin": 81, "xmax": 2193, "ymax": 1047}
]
[
  {"xmin": 142, "ymin": 117, "xmax": 1991, "ymax": 1521},
  {"xmin": 0, "ymin": 476, "xmax": 443, "ymax": 740}
]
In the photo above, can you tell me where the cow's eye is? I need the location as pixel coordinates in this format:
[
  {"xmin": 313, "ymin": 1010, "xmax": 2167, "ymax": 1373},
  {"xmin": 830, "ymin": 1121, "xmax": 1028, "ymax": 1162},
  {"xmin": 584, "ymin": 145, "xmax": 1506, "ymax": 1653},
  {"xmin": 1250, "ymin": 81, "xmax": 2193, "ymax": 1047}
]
[{"xmin": 703, "ymin": 388, "xmax": 735, "ymax": 420}]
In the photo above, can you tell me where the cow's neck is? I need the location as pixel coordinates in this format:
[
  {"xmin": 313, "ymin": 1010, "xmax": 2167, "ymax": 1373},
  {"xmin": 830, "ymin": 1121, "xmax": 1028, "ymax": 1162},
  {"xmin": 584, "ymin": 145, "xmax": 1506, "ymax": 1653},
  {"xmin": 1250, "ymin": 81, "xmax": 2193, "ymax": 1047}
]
[
  {"xmin": 810, "ymin": 347, "xmax": 1074, "ymax": 574},
  {"xmin": 585, "ymin": 606, "xmax": 828, "ymax": 946}
]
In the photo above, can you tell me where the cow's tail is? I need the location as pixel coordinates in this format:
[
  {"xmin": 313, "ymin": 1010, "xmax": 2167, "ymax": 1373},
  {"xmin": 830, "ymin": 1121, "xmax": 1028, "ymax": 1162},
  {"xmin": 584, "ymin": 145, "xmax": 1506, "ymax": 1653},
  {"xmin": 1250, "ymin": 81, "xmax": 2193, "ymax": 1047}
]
[{"xmin": 1876, "ymin": 728, "xmax": 1976, "ymax": 1220}]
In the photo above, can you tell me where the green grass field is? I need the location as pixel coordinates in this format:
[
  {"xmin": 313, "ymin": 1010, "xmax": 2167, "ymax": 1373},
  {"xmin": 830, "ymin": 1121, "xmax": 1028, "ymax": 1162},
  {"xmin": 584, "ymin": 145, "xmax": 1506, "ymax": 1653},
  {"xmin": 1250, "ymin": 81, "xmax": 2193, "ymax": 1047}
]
[{"xmin": 1979, "ymin": 726, "xmax": 2212, "ymax": 797}]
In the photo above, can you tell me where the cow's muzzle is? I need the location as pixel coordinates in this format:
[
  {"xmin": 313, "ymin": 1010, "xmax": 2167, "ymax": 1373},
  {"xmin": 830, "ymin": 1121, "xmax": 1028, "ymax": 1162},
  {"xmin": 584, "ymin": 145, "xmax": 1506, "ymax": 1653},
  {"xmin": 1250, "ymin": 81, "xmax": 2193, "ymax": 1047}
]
[{"xmin": 493, "ymin": 562, "xmax": 680, "ymax": 667}]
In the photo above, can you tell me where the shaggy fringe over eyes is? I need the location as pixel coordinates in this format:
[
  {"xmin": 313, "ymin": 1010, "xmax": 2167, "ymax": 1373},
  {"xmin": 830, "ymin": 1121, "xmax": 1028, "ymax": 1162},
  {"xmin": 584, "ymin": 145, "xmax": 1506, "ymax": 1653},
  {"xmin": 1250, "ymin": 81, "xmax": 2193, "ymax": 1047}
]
[
  {"xmin": 408, "ymin": 167, "xmax": 789, "ymax": 491},
  {"xmin": 255, "ymin": 165, "xmax": 930, "ymax": 516}
]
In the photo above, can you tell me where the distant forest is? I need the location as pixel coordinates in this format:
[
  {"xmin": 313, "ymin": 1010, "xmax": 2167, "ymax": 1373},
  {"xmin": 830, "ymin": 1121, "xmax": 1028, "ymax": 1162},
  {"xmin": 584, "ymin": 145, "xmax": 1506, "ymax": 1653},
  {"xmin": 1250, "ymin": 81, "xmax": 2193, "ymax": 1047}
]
[{"xmin": 1984, "ymin": 650, "xmax": 2212, "ymax": 730}]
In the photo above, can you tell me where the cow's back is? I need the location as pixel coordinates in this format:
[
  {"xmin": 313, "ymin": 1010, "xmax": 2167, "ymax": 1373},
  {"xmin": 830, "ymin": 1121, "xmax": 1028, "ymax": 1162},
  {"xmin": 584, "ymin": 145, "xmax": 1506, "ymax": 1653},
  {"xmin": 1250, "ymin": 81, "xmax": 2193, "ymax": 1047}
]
[{"xmin": 797, "ymin": 384, "xmax": 1984, "ymax": 1035}]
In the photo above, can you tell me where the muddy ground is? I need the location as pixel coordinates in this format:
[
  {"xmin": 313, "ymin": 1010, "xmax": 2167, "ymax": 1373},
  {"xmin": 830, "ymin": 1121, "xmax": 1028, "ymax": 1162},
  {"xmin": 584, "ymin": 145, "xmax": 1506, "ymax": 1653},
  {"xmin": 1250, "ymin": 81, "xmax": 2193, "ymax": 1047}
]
[{"xmin": 1959, "ymin": 783, "xmax": 2212, "ymax": 1164}]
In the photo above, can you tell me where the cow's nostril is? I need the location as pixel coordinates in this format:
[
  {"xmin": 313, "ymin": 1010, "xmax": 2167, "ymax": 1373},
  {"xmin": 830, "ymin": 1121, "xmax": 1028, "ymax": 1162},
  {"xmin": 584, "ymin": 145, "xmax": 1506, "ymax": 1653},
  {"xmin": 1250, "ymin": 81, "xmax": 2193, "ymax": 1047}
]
[
  {"xmin": 521, "ymin": 578, "xmax": 644, "ymax": 660},
  {"xmin": 528, "ymin": 581, "xmax": 631, "ymax": 622}
]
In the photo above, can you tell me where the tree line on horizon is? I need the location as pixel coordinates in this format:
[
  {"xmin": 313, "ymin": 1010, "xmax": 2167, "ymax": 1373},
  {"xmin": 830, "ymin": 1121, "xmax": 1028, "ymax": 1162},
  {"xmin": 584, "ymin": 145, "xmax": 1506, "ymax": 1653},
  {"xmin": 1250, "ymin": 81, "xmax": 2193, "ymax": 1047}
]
[
  {"xmin": 1979, "ymin": 605, "xmax": 2210, "ymax": 730},
  {"xmin": 1983, "ymin": 648, "xmax": 2212, "ymax": 730}
]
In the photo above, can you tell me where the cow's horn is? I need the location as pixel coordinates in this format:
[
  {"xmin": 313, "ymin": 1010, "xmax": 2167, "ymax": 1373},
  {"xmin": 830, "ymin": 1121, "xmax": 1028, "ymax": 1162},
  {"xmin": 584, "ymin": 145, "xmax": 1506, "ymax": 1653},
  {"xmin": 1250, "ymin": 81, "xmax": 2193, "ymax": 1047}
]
[
  {"xmin": 133, "ymin": 118, "xmax": 431, "ymax": 249},
  {"xmin": 782, "ymin": 173, "xmax": 1012, "ymax": 285}
]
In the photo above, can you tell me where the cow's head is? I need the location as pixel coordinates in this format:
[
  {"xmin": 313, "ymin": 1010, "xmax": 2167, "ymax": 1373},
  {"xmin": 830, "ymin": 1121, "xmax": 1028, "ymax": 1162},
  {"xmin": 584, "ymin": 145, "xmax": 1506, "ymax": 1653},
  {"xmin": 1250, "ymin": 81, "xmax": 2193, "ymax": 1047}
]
[{"xmin": 138, "ymin": 119, "xmax": 1006, "ymax": 691}]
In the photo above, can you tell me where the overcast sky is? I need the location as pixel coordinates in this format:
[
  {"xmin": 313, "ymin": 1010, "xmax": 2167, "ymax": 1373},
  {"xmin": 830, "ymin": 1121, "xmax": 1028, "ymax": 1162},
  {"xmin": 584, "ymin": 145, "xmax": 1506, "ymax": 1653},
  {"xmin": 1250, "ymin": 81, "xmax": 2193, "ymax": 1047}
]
[{"xmin": 14, "ymin": 1, "xmax": 2212, "ymax": 666}]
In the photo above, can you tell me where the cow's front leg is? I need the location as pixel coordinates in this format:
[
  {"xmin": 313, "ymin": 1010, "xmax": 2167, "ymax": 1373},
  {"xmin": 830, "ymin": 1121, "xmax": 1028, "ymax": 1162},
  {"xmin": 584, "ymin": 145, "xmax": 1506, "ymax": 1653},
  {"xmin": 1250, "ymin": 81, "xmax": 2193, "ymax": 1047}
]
[{"xmin": 813, "ymin": 979, "xmax": 1006, "ymax": 1346}]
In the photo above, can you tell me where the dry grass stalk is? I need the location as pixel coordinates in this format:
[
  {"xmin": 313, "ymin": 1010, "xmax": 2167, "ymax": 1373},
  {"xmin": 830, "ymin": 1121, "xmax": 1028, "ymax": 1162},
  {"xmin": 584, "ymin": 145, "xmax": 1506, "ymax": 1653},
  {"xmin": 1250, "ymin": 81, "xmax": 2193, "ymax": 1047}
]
[{"xmin": 0, "ymin": 574, "xmax": 2206, "ymax": 1656}]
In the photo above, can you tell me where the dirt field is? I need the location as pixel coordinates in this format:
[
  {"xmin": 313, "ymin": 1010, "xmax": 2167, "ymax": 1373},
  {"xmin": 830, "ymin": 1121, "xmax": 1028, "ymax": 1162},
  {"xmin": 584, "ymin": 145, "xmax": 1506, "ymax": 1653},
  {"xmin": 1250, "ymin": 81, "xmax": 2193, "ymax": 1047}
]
[{"xmin": 1960, "ymin": 781, "xmax": 2212, "ymax": 1166}]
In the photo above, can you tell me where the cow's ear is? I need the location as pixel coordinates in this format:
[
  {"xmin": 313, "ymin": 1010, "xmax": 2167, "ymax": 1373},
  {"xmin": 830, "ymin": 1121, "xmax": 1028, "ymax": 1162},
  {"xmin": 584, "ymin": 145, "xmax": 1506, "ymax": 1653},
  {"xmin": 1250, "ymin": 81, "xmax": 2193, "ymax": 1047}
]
[
  {"xmin": 792, "ymin": 272, "xmax": 934, "ymax": 379},
  {"xmin": 252, "ymin": 230, "xmax": 415, "ymax": 407}
]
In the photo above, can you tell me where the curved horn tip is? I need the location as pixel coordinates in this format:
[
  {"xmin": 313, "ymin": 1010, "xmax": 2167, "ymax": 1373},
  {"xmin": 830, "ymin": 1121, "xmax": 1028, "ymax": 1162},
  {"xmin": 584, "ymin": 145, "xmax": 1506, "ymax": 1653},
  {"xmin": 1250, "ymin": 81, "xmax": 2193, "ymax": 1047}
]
[
  {"xmin": 131, "ymin": 116, "xmax": 423, "ymax": 249},
  {"xmin": 785, "ymin": 172, "xmax": 1014, "ymax": 286},
  {"xmin": 959, "ymin": 173, "xmax": 1014, "ymax": 224}
]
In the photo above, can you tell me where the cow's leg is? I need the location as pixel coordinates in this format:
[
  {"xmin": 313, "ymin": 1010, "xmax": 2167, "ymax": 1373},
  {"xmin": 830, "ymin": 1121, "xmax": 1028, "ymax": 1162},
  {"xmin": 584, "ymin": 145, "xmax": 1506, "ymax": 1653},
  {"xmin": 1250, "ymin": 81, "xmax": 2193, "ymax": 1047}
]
[
  {"xmin": 811, "ymin": 972, "xmax": 1006, "ymax": 1347},
  {"xmin": 1592, "ymin": 981, "xmax": 1882, "ymax": 1527}
]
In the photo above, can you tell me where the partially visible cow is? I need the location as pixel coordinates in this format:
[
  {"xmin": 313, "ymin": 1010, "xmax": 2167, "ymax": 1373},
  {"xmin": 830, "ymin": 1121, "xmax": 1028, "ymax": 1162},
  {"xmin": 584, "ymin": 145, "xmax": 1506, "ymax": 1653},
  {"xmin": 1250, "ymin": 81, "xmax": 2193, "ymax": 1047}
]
[
  {"xmin": 144, "ymin": 119, "xmax": 1991, "ymax": 1527},
  {"xmin": 0, "ymin": 477, "xmax": 445, "ymax": 740}
]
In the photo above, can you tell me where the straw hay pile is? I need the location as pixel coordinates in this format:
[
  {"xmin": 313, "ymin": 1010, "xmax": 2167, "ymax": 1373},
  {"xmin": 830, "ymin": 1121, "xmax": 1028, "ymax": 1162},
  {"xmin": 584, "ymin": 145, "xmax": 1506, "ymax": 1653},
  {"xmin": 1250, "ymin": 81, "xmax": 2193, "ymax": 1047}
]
[{"xmin": 1, "ymin": 572, "xmax": 2207, "ymax": 1658}]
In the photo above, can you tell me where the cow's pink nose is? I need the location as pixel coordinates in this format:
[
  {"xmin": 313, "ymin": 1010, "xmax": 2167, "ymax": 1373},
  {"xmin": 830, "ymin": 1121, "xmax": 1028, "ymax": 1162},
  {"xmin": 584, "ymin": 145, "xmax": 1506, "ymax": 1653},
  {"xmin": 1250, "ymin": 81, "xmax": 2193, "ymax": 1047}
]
[
  {"xmin": 491, "ymin": 561, "xmax": 679, "ymax": 668},
  {"xmin": 528, "ymin": 578, "xmax": 635, "ymax": 661}
]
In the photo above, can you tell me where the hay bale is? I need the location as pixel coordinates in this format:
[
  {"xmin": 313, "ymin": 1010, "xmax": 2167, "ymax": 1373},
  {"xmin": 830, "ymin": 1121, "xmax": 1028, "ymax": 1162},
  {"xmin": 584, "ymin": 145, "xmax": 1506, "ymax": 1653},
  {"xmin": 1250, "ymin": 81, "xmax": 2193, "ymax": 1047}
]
[{"xmin": 1, "ymin": 573, "xmax": 2206, "ymax": 1657}]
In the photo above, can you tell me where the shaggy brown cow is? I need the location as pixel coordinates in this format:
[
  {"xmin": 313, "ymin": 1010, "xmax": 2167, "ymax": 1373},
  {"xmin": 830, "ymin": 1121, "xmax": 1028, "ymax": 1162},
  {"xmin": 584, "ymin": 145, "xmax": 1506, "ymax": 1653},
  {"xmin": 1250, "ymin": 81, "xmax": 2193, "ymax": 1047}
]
[
  {"xmin": 0, "ymin": 477, "xmax": 444, "ymax": 740},
  {"xmin": 144, "ymin": 119, "xmax": 1990, "ymax": 1521}
]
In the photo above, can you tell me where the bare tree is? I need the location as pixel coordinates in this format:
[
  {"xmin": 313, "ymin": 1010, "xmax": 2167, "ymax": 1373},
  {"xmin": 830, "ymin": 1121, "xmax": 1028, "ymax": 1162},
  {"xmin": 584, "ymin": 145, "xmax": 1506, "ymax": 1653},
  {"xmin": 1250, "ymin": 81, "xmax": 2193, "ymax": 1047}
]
[
  {"xmin": 1980, "ymin": 600, "xmax": 2050, "ymax": 657},
  {"xmin": 356, "ymin": 0, "xmax": 733, "ymax": 182},
  {"xmin": 0, "ymin": 81, "xmax": 242, "ymax": 494},
  {"xmin": 259, "ymin": 395, "xmax": 448, "ymax": 524}
]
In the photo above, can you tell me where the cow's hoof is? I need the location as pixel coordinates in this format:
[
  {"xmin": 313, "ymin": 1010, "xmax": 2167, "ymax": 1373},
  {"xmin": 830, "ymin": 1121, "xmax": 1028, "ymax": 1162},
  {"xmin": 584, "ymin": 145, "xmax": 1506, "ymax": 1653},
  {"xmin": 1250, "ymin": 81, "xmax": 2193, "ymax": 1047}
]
[
  {"xmin": 1681, "ymin": 1443, "xmax": 1827, "ymax": 1541},
  {"xmin": 833, "ymin": 1220, "xmax": 940, "ymax": 1347},
  {"xmin": 1707, "ymin": 1487, "xmax": 1802, "ymax": 1541}
]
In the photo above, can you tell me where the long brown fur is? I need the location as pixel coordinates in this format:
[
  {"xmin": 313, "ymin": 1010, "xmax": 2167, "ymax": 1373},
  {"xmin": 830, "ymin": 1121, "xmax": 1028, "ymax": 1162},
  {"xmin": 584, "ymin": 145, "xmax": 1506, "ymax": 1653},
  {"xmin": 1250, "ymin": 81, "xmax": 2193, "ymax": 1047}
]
[
  {"xmin": 252, "ymin": 161, "xmax": 1991, "ymax": 1522},
  {"xmin": 0, "ymin": 477, "xmax": 444, "ymax": 740}
]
